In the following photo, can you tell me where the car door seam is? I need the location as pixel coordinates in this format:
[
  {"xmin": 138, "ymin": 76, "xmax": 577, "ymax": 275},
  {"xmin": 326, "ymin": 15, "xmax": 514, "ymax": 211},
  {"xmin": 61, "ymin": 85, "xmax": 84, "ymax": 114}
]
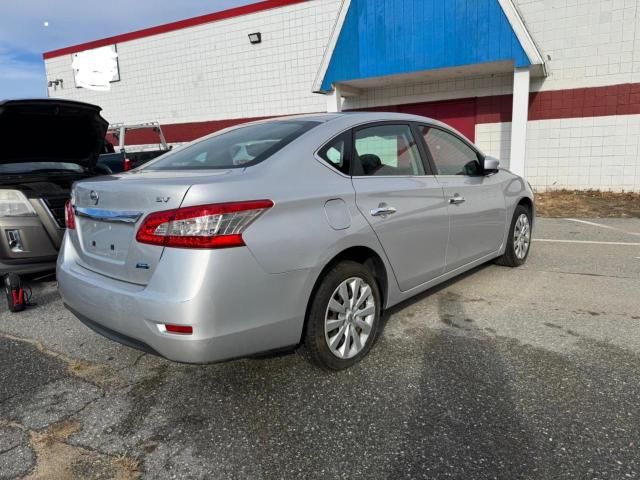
[{"xmin": 349, "ymin": 177, "xmax": 404, "ymax": 292}]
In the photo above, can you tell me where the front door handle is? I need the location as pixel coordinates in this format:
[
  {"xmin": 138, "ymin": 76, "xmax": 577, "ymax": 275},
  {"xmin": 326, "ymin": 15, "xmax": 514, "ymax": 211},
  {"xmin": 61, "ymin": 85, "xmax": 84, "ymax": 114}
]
[
  {"xmin": 449, "ymin": 195, "xmax": 466, "ymax": 205},
  {"xmin": 370, "ymin": 206, "xmax": 397, "ymax": 217}
]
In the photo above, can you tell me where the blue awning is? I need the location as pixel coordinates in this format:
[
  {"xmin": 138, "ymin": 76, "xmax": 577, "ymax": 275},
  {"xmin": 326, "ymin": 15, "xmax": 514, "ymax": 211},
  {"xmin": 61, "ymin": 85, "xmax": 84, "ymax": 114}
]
[{"xmin": 318, "ymin": 0, "xmax": 538, "ymax": 93}]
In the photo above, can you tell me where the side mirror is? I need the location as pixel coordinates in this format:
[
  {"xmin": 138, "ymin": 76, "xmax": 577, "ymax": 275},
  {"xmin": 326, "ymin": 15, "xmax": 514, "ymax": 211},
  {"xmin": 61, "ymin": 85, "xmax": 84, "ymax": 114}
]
[{"xmin": 483, "ymin": 156, "xmax": 500, "ymax": 172}]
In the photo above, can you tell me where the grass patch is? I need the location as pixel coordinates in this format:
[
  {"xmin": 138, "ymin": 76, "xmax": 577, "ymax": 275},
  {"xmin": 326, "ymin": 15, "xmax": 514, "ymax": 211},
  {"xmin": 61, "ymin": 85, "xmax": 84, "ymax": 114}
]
[{"xmin": 535, "ymin": 190, "xmax": 640, "ymax": 218}]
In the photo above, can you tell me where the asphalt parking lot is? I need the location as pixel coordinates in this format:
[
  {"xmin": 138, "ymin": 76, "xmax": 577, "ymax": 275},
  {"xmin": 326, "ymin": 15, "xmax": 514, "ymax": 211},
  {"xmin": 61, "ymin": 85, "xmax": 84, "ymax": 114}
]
[{"xmin": 1, "ymin": 217, "xmax": 639, "ymax": 480}]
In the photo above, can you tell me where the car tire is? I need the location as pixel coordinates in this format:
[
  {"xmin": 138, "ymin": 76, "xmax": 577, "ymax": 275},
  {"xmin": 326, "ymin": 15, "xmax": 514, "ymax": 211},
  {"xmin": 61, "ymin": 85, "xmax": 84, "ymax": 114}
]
[
  {"xmin": 495, "ymin": 204, "xmax": 532, "ymax": 267},
  {"xmin": 301, "ymin": 261, "xmax": 382, "ymax": 371}
]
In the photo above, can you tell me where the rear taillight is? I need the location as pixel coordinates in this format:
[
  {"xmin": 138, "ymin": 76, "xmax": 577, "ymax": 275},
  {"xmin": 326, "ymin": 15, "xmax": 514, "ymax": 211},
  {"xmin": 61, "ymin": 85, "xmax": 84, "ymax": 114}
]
[
  {"xmin": 136, "ymin": 200, "xmax": 273, "ymax": 249},
  {"xmin": 65, "ymin": 200, "xmax": 76, "ymax": 229},
  {"xmin": 123, "ymin": 158, "xmax": 132, "ymax": 171}
]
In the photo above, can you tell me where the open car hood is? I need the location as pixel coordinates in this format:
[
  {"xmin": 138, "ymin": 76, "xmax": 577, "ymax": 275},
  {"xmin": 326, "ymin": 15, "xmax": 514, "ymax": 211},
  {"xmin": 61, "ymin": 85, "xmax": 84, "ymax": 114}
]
[{"xmin": 0, "ymin": 99, "xmax": 108, "ymax": 170}]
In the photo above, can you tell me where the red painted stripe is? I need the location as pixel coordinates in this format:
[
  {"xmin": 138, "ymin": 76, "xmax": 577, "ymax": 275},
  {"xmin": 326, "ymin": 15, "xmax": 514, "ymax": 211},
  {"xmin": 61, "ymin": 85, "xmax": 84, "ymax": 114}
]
[
  {"xmin": 107, "ymin": 83, "xmax": 640, "ymax": 146},
  {"xmin": 106, "ymin": 116, "xmax": 273, "ymax": 147},
  {"xmin": 356, "ymin": 99, "xmax": 478, "ymax": 140},
  {"xmin": 529, "ymin": 83, "xmax": 639, "ymax": 120},
  {"xmin": 476, "ymin": 83, "xmax": 640, "ymax": 123},
  {"xmin": 477, "ymin": 95, "xmax": 512, "ymax": 124},
  {"xmin": 43, "ymin": 0, "xmax": 307, "ymax": 59}
]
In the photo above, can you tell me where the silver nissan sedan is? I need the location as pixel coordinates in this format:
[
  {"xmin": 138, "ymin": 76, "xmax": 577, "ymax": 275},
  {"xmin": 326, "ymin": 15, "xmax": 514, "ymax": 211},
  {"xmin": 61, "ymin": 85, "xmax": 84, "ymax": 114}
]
[{"xmin": 57, "ymin": 112, "xmax": 534, "ymax": 370}]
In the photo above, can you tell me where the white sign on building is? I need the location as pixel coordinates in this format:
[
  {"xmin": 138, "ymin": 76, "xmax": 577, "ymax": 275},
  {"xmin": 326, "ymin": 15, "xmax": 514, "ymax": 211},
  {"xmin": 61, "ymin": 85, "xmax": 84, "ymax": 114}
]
[{"xmin": 72, "ymin": 45, "xmax": 120, "ymax": 92}]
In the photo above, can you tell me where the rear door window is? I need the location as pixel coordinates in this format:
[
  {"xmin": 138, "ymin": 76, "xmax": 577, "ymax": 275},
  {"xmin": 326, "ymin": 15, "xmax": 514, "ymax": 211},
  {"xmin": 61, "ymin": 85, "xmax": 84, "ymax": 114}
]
[{"xmin": 145, "ymin": 121, "xmax": 318, "ymax": 170}]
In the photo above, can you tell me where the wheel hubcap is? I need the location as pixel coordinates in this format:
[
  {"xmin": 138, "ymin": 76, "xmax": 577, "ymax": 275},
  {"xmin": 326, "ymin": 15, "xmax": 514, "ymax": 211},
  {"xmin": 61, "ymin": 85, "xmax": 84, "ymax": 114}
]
[
  {"xmin": 513, "ymin": 213, "xmax": 531, "ymax": 260},
  {"xmin": 325, "ymin": 277, "xmax": 375, "ymax": 359}
]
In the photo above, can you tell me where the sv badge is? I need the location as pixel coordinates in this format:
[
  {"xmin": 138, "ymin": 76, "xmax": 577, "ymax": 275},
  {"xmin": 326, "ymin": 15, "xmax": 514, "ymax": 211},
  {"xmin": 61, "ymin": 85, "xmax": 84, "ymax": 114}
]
[{"xmin": 156, "ymin": 197, "xmax": 171, "ymax": 203}]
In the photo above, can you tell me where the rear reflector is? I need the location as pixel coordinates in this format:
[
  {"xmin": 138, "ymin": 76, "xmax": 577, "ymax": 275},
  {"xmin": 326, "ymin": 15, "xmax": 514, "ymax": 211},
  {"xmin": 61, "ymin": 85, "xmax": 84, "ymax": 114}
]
[
  {"xmin": 136, "ymin": 200, "xmax": 273, "ymax": 249},
  {"xmin": 65, "ymin": 200, "xmax": 76, "ymax": 229},
  {"xmin": 164, "ymin": 324, "xmax": 193, "ymax": 335}
]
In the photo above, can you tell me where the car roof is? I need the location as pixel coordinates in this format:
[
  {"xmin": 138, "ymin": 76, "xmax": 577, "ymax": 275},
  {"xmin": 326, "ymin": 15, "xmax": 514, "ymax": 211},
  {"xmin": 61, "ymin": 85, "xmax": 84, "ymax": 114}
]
[
  {"xmin": 277, "ymin": 111, "xmax": 443, "ymax": 123},
  {"xmin": 274, "ymin": 111, "xmax": 472, "ymax": 144}
]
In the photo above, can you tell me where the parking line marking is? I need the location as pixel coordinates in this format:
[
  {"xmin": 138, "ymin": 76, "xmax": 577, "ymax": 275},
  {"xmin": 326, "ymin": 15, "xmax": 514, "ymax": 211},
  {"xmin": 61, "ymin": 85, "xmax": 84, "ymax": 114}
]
[
  {"xmin": 565, "ymin": 218, "xmax": 640, "ymax": 237},
  {"xmin": 534, "ymin": 239, "xmax": 640, "ymax": 246}
]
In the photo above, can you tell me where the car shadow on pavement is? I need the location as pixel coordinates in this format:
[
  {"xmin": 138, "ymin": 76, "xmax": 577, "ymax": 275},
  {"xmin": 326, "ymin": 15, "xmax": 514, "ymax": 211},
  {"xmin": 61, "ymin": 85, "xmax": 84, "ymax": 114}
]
[
  {"xmin": 94, "ymin": 262, "xmax": 548, "ymax": 479},
  {"xmin": 4, "ymin": 256, "xmax": 640, "ymax": 479},
  {"xmin": 382, "ymin": 287, "xmax": 540, "ymax": 479},
  {"xmin": 380, "ymin": 263, "xmax": 493, "ymax": 329}
]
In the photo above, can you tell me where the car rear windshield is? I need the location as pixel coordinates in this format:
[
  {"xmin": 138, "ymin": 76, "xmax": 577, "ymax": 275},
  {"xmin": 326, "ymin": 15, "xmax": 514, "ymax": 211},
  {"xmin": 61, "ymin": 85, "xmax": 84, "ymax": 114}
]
[{"xmin": 143, "ymin": 121, "xmax": 319, "ymax": 170}]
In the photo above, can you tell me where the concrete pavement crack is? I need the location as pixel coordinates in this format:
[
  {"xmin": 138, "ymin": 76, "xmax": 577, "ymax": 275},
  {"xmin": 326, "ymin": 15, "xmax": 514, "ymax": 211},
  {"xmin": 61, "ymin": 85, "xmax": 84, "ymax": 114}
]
[
  {"xmin": 3, "ymin": 416, "xmax": 142, "ymax": 478},
  {"xmin": 0, "ymin": 377, "xmax": 61, "ymax": 407},
  {"xmin": 0, "ymin": 330, "xmax": 82, "ymax": 368},
  {"xmin": 523, "ymin": 269, "xmax": 636, "ymax": 280},
  {"xmin": 0, "ymin": 443, "xmax": 22, "ymax": 456},
  {"xmin": 129, "ymin": 352, "xmax": 147, "ymax": 370},
  {"xmin": 0, "ymin": 330, "xmax": 118, "ymax": 391}
]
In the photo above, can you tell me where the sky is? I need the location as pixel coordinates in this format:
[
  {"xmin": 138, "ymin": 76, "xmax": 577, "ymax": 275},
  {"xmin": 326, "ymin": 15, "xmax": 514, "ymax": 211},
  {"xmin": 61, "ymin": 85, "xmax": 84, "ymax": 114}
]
[{"xmin": 0, "ymin": 0, "xmax": 260, "ymax": 99}]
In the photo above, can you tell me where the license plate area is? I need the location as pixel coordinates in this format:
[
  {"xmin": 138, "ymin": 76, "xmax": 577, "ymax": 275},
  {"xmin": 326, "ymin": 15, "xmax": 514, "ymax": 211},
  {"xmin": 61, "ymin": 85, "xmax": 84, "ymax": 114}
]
[{"xmin": 79, "ymin": 220, "xmax": 134, "ymax": 263}]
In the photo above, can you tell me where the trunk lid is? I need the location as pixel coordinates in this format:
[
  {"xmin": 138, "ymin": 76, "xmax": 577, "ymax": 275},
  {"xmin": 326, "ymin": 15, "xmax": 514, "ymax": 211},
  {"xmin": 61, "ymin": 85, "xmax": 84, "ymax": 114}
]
[
  {"xmin": 0, "ymin": 99, "xmax": 108, "ymax": 170},
  {"xmin": 70, "ymin": 170, "xmax": 239, "ymax": 284}
]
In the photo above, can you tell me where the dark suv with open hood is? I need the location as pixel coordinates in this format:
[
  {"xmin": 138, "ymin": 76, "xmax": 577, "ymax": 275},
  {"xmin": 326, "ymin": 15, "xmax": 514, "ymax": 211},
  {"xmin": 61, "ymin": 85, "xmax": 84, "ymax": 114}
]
[{"xmin": 0, "ymin": 99, "xmax": 108, "ymax": 275}]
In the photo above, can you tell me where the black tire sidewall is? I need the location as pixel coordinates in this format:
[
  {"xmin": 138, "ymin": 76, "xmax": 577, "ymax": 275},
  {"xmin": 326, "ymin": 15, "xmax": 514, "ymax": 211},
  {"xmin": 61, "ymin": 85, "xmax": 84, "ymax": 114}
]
[{"xmin": 304, "ymin": 261, "xmax": 382, "ymax": 370}]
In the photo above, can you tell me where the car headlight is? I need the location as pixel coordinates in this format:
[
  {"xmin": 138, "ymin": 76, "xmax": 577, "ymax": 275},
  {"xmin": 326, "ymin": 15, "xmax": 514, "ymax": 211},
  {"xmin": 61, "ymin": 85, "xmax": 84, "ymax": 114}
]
[{"xmin": 0, "ymin": 190, "xmax": 37, "ymax": 217}]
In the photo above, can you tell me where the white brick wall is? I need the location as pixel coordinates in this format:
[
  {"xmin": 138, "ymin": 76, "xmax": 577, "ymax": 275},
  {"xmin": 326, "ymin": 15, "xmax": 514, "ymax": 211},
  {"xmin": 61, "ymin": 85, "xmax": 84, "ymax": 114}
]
[
  {"xmin": 477, "ymin": 116, "xmax": 640, "ymax": 192},
  {"xmin": 515, "ymin": 0, "xmax": 639, "ymax": 91},
  {"xmin": 44, "ymin": 0, "xmax": 342, "ymax": 125},
  {"xmin": 45, "ymin": 0, "xmax": 640, "ymax": 118},
  {"xmin": 525, "ymin": 115, "xmax": 640, "ymax": 192},
  {"xmin": 343, "ymin": 74, "xmax": 514, "ymax": 110},
  {"xmin": 476, "ymin": 122, "xmax": 512, "ymax": 168},
  {"xmin": 44, "ymin": 0, "xmax": 640, "ymax": 117}
]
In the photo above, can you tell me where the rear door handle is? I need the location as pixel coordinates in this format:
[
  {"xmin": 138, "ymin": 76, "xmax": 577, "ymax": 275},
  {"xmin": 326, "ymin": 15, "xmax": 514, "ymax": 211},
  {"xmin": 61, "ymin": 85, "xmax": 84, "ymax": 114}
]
[
  {"xmin": 449, "ymin": 195, "xmax": 466, "ymax": 205},
  {"xmin": 370, "ymin": 206, "xmax": 397, "ymax": 217}
]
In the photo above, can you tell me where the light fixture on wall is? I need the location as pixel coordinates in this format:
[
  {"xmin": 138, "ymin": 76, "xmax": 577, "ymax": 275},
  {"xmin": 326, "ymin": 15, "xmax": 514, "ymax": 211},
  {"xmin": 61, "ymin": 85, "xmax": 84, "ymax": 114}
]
[
  {"xmin": 47, "ymin": 79, "xmax": 64, "ymax": 90},
  {"xmin": 248, "ymin": 32, "xmax": 262, "ymax": 44}
]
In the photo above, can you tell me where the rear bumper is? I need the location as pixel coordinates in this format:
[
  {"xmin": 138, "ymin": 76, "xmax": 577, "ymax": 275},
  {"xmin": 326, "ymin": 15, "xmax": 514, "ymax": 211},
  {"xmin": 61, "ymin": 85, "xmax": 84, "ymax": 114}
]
[
  {"xmin": 57, "ymin": 238, "xmax": 311, "ymax": 364},
  {"xmin": 67, "ymin": 305, "xmax": 161, "ymax": 357}
]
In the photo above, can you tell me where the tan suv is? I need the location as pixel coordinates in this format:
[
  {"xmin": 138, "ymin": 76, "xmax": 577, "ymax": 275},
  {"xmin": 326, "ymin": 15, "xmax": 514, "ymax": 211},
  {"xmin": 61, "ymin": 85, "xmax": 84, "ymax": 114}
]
[{"xmin": 0, "ymin": 99, "xmax": 108, "ymax": 276}]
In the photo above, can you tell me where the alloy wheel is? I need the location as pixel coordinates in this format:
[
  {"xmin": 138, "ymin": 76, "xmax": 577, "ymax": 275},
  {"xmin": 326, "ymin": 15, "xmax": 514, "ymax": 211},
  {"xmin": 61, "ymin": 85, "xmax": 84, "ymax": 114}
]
[
  {"xmin": 324, "ymin": 277, "xmax": 376, "ymax": 359},
  {"xmin": 513, "ymin": 213, "xmax": 531, "ymax": 260}
]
